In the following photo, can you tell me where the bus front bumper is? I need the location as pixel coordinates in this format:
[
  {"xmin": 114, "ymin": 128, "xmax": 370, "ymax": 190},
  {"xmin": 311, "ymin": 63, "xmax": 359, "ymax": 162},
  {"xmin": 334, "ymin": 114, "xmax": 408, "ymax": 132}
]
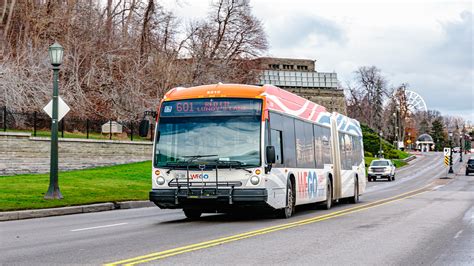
[{"xmin": 149, "ymin": 188, "xmax": 269, "ymax": 211}]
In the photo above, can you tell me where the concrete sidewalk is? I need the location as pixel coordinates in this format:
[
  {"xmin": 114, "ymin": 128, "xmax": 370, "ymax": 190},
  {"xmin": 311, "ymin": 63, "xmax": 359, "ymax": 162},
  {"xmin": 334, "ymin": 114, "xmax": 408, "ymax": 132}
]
[{"xmin": 0, "ymin": 200, "xmax": 155, "ymax": 222}]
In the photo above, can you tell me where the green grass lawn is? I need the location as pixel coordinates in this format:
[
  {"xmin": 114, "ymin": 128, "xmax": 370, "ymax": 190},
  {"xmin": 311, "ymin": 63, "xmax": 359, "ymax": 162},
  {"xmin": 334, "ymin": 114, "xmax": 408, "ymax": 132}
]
[
  {"xmin": 6, "ymin": 129, "xmax": 151, "ymax": 142},
  {"xmin": 0, "ymin": 161, "xmax": 151, "ymax": 211}
]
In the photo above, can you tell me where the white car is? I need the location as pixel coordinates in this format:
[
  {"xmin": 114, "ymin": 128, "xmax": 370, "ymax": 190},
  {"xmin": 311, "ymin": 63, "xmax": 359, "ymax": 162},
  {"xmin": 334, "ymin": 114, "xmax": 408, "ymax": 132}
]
[{"xmin": 367, "ymin": 159, "xmax": 396, "ymax": 182}]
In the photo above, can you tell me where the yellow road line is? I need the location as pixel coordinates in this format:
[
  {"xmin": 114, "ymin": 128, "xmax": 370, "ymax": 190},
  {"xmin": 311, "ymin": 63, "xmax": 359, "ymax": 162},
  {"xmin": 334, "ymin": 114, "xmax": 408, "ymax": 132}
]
[{"xmin": 105, "ymin": 186, "xmax": 431, "ymax": 266}]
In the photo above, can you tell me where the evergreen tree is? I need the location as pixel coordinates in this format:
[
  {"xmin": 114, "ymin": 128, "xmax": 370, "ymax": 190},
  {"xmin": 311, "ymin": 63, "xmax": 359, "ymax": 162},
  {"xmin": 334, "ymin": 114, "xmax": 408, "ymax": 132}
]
[
  {"xmin": 431, "ymin": 118, "xmax": 445, "ymax": 151},
  {"xmin": 419, "ymin": 118, "xmax": 430, "ymax": 134}
]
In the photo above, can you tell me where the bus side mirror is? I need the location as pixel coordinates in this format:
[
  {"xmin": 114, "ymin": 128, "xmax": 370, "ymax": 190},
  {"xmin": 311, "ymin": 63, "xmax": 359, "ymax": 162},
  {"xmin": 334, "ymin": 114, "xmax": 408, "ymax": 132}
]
[
  {"xmin": 266, "ymin": 146, "xmax": 276, "ymax": 164},
  {"xmin": 139, "ymin": 120, "xmax": 150, "ymax": 137}
]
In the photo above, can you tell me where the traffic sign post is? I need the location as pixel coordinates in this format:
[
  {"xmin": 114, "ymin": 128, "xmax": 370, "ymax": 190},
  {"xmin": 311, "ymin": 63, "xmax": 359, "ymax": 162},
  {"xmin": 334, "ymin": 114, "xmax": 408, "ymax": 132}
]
[
  {"xmin": 443, "ymin": 147, "xmax": 451, "ymax": 157},
  {"xmin": 442, "ymin": 147, "xmax": 454, "ymax": 178},
  {"xmin": 443, "ymin": 147, "xmax": 454, "ymax": 176},
  {"xmin": 43, "ymin": 96, "xmax": 70, "ymax": 122}
]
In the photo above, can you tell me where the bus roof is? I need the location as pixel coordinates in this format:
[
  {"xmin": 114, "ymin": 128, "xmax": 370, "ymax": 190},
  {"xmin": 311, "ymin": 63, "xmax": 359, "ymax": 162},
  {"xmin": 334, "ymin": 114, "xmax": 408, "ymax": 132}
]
[{"xmin": 163, "ymin": 83, "xmax": 331, "ymax": 125}]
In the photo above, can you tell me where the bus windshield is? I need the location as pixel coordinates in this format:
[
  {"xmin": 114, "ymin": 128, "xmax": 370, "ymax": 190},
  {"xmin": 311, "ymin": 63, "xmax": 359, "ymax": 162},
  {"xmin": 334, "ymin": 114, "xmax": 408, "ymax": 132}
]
[{"xmin": 154, "ymin": 99, "xmax": 262, "ymax": 168}]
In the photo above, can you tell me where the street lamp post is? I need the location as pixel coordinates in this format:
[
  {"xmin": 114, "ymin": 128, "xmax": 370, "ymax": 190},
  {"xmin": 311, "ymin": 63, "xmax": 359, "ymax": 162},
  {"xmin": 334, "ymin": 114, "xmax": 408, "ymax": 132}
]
[
  {"xmin": 44, "ymin": 42, "xmax": 64, "ymax": 200},
  {"xmin": 392, "ymin": 112, "xmax": 398, "ymax": 149},
  {"xmin": 448, "ymin": 131, "xmax": 454, "ymax": 174},
  {"xmin": 460, "ymin": 127, "xmax": 465, "ymax": 162}
]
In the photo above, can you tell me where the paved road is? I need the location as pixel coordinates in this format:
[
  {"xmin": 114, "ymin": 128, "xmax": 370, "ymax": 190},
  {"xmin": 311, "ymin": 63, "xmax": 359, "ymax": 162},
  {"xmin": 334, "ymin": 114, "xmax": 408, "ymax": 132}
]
[{"xmin": 1, "ymin": 152, "xmax": 472, "ymax": 265}]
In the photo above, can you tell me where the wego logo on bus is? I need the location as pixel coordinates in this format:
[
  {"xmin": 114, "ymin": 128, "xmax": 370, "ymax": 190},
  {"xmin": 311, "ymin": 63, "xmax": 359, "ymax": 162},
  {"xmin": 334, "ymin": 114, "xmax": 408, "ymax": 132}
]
[
  {"xmin": 298, "ymin": 171, "xmax": 323, "ymax": 199},
  {"xmin": 190, "ymin": 173, "xmax": 209, "ymax": 180}
]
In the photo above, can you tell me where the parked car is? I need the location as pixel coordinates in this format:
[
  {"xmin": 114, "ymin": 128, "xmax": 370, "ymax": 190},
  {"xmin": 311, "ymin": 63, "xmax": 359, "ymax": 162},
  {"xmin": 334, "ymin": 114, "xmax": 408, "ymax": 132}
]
[
  {"xmin": 466, "ymin": 157, "xmax": 474, "ymax": 176},
  {"xmin": 367, "ymin": 159, "xmax": 396, "ymax": 182}
]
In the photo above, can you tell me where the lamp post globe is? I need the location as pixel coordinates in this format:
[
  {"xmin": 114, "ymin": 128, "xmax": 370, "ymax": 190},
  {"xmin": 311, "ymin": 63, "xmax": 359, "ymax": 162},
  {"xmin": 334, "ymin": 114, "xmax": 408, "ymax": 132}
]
[
  {"xmin": 48, "ymin": 42, "xmax": 64, "ymax": 67},
  {"xmin": 44, "ymin": 41, "xmax": 64, "ymax": 199}
]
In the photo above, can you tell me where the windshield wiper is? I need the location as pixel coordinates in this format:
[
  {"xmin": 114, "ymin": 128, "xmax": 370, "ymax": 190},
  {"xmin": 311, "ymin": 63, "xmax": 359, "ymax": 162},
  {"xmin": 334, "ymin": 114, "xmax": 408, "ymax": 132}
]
[
  {"xmin": 182, "ymin": 154, "xmax": 218, "ymax": 160},
  {"xmin": 216, "ymin": 160, "xmax": 253, "ymax": 173},
  {"xmin": 164, "ymin": 155, "xmax": 218, "ymax": 174}
]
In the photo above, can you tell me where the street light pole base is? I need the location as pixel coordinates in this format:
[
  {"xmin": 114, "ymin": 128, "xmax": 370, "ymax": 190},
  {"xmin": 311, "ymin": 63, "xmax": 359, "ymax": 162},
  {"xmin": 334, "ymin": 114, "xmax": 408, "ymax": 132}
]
[
  {"xmin": 448, "ymin": 168, "xmax": 454, "ymax": 174},
  {"xmin": 44, "ymin": 187, "xmax": 63, "ymax": 199}
]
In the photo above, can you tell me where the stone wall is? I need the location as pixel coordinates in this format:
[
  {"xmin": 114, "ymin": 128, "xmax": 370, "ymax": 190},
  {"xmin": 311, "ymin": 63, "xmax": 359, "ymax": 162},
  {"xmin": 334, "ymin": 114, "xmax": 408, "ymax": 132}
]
[
  {"xmin": 0, "ymin": 132, "xmax": 152, "ymax": 176},
  {"xmin": 285, "ymin": 87, "xmax": 347, "ymax": 114},
  {"xmin": 255, "ymin": 57, "xmax": 316, "ymax": 71}
]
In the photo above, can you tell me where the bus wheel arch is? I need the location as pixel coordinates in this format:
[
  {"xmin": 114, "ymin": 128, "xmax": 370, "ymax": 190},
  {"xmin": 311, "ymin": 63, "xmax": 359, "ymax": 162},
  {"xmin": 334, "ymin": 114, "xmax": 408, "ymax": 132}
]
[
  {"xmin": 349, "ymin": 174, "xmax": 359, "ymax": 204},
  {"xmin": 327, "ymin": 173, "xmax": 333, "ymax": 199},
  {"xmin": 278, "ymin": 174, "xmax": 296, "ymax": 218},
  {"xmin": 288, "ymin": 173, "xmax": 296, "ymax": 213},
  {"xmin": 323, "ymin": 173, "xmax": 333, "ymax": 210}
]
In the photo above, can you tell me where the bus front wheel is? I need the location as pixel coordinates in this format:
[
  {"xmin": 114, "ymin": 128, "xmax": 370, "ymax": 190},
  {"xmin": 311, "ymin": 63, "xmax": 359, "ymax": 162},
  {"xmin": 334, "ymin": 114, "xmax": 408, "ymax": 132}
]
[
  {"xmin": 183, "ymin": 209, "xmax": 202, "ymax": 220},
  {"xmin": 278, "ymin": 181, "xmax": 295, "ymax": 219}
]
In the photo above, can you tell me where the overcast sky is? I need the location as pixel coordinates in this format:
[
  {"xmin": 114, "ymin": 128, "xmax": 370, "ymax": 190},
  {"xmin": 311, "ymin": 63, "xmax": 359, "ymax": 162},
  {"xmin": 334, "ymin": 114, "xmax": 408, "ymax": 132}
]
[{"xmin": 162, "ymin": 0, "xmax": 473, "ymax": 123}]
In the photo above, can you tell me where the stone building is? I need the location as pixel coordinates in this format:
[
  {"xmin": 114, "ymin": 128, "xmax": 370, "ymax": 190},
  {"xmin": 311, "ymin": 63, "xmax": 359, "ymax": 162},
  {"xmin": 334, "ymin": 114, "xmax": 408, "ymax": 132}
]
[{"xmin": 254, "ymin": 57, "xmax": 346, "ymax": 114}]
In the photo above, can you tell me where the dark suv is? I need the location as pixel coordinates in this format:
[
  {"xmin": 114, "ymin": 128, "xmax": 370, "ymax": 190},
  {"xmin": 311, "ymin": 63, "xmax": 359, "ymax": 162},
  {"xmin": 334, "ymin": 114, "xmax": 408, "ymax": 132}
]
[{"xmin": 466, "ymin": 158, "xmax": 474, "ymax": 176}]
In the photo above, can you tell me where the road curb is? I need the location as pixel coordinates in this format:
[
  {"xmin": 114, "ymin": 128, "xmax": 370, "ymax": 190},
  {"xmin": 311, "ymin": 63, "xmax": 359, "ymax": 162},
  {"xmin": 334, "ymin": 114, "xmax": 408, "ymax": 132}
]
[
  {"xmin": 116, "ymin": 200, "xmax": 155, "ymax": 209},
  {"xmin": 402, "ymin": 155, "xmax": 416, "ymax": 163},
  {"xmin": 0, "ymin": 201, "xmax": 154, "ymax": 222}
]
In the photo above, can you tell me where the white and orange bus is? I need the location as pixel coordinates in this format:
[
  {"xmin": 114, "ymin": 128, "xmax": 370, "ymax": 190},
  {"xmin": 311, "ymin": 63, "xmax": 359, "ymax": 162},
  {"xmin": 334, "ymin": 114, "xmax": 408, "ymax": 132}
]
[{"xmin": 144, "ymin": 84, "xmax": 366, "ymax": 219}]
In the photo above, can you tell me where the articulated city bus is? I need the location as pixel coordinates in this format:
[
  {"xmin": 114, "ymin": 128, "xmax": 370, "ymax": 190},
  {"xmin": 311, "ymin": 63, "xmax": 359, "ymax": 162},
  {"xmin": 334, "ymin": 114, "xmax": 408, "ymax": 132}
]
[{"xmin": 144, "ymin": 84, "xmax": 366, "ymax": 219}]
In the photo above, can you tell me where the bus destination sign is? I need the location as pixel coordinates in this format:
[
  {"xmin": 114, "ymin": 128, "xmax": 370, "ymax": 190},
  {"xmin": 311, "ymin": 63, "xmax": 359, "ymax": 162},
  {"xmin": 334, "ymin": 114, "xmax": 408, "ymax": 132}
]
[{"xmin": 160, "ymin": 98, "xmax": 262, "ymax": 117}]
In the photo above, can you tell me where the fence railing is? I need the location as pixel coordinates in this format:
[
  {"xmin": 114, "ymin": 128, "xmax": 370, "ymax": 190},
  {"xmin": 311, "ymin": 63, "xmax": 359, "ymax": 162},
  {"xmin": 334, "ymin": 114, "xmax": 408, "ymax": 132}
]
[{"xmin": 1, "ymin": 106, "xmax": 153, "ymax": 141}]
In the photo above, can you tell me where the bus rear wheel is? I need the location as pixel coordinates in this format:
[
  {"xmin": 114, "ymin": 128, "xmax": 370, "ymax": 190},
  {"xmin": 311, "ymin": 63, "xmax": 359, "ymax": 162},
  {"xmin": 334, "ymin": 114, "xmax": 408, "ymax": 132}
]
[
  {"xmin": 349, "ymin": 178, "xmax": 359, "ymax": 204},
  {"xmin": 183, "ymin": 209, "xmax": 202, "ymax": 220},
  {"xmin": 323, "ymin": 181, "xmax": 332, "ymax": 210}
]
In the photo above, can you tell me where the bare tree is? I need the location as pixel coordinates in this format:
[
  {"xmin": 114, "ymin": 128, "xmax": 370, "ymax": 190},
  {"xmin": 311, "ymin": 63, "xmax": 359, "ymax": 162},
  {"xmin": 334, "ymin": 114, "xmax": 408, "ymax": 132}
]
[
  {"xmin": 0, "ymin": 0, "xmax": 268, "ymax": 121},
  {"xmin": 346, "ymin": 66, "xmax": 388, "ymax": 131},
  {"xmin": 183, "ymin": 0, "xmax": 268, "ymax": 85}
]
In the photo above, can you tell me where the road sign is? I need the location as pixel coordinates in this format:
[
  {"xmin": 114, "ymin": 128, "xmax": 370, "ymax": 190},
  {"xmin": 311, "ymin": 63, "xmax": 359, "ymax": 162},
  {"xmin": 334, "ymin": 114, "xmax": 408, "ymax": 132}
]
[
  {"xmin": 407, "ymin": 139, "xmax": 412, "ymax": 144},
  {"xmin": 43, "ymin": 96, "xmax": 70, "ymax": 122},
  {"xmin": 443, "ymin": 148, "xmax": 451, "ymax": 156},
  {"xmin": 444, "ymin": 156, "xmax": 449, "ymax": 166}
]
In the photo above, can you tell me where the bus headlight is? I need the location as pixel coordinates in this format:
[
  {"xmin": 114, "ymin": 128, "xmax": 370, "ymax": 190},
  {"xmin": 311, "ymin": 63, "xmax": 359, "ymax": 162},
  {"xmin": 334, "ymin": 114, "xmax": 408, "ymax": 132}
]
[
  {"xmin": 250, "ymin": 176, "xmax": 260, "ymax": 185},
  {"xmin": 156, "ymin": 176, "xmax": 166, "ymax": 185}
]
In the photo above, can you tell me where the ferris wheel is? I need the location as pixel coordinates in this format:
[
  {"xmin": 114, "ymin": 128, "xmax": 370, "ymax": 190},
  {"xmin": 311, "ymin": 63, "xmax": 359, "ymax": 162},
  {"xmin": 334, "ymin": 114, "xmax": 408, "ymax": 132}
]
[{"xmin": 404, "ymin": 90, "xmax": 428, "ymax": 113}]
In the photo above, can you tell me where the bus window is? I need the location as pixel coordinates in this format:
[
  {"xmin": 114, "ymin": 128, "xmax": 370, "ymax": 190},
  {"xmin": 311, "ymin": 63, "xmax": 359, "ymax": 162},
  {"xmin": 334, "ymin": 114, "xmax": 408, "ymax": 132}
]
[
  {"xmin": 304, "ymin": 122, "xmax": 315, "ymax": 168},
  {"xmin": 295, "ymin": 119, "xmax": 315, "ymax": 168},
  {"xmin": 339, "ymin": 133, "xmax": 347, "ymax": 170},
  {"xmin": 322, "ymin": 127, "xmax": 332, "ymax": 164},
  {"xmin": 314, "ymin": 125, "xmax": 323, "ymax": 168},
  {"xmin": 269, "ymin": 112, "xmax": 283, "ymax": 130},
  {"xmin": 282, "ymin": 116, "xmax": 296, "ymax": 168},
  {"xmin": 345, "ymin": 134, "xmax": 353, "ymax": 169},
  {"xmin": 271, "ymin": 129, "xmax": 283, "ymax": 165}
]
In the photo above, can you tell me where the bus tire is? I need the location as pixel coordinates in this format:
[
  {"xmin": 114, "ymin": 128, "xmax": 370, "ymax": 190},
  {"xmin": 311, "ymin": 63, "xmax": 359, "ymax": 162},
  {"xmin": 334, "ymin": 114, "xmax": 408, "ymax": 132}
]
[
  {"xmin": 278, "ymin": 180, "xmax": 295, "ymax": 219},
  {"xmin": 323, "ymin": 181, "xmax": 332, "ymax": 210},
  {"xmin": 349, "ymin": 178, "xmax": 359, "ymax": 204},
  {"xmin": 183, "ymin": 209, "xmax": 202, "ymax": 220}
]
